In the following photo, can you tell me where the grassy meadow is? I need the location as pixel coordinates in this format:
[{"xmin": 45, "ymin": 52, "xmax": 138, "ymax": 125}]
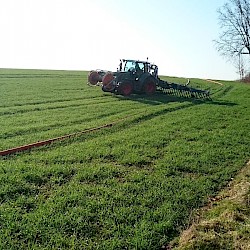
[{"xmin": 0, "ymin": 69, "xmax": 249, "ymax": 249}]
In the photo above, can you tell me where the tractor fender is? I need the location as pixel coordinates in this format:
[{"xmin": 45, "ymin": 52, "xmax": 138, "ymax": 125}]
[
  {"xmin": 131, "ymin": 72, "xmax": 151, "ymax": 92},
  {"xmin": 139, "ymin": 73, "xmax": 158, "ymax": 86},
  {"xmin": 138, "ymin": 72, "xmax": 152, "ymax": 84}
]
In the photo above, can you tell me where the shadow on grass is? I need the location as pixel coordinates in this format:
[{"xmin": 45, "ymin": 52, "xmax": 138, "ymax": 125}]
[{"xmin": 111, "ymin": 92, "xmax": 237, "ymax": 107}]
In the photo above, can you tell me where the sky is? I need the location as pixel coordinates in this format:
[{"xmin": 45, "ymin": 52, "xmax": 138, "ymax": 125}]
[{"xmin": 0, "ymin": 0, "xmax": 242, "ymax": 80}]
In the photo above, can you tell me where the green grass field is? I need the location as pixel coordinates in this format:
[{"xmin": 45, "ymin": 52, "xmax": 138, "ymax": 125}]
[{"xmin": 0, "ymin": 69, "xmax": 249, "ymax": 249}]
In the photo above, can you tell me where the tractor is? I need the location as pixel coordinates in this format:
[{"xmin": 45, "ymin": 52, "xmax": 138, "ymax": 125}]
[{"xmin": 88, "ymin": 59, "xmax": 210, "ymax": 98}]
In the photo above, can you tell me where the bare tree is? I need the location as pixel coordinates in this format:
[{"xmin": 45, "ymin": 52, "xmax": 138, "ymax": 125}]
[
  {"xmin": 235, "ymin": 53, "xmax": 246, "ymax": 79},
  {"xmin": 215, "ymin": 0, "xmax": 250, "ymax": 59}
]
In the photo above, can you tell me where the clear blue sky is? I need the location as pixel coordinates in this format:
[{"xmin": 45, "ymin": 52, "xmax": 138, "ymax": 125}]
[{"xmin": 0, "ymin": 0, "xmax": 240, "ymax": 80}]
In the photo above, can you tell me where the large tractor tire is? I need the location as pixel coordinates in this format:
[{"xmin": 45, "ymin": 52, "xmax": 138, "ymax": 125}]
[
  {"xmin": 88, "ymin": 71, "xmax": 102, "ymax": 85},
  {"xmin": 143, "ymin": 78, "xmax": 156, "ymax": 95},
  {"xmin": 102, "ymin": 72, "xmax": 114, "ymax": 86},
  {"xmin": 101, "ymin": 72, "xmax": 115, "ymax": 92},
  {"xmin": 118, "ymin": 81, "xmax": 133, "ymax": 96}
]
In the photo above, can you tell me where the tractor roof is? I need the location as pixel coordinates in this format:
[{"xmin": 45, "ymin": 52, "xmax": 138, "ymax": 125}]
[{"xmin": 122, "ymin": 59, "xmax": 151, "ymax": 64}]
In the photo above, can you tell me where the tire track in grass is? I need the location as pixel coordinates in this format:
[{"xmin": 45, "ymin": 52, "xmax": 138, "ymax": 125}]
[
  {"xmin": 3, "ymin": 94, "xmax": 225, "ymax": 154},
  {"xmin": 0, "ymin": 95, "xmax": 107, "ymax": 108},
  {"xmin": 0, "ymin": 108, "xmax": 133, "ymax": 140},
  {"xmin": 129, "ymin": 102, "xmax": 195, "ymax": 124},
  {"xmin": 0, "ymin": 101, "xmax": 201, "ymax": 156},
  {"xmin": 0, "ymin": 98, "xmax": 122, "ymax": 116},
  {"xmin": 0, "ymin": 74, "xmax": 84, "ymax": 79},
  {"xmin": 2, "ymin": 93, "xmax": 176, "ymax": 138},
  {"xmin": 0, "ymin": 102, "xmax": 152, "ymax": 150},
  {"xmin": 212, "ymin": 85, "xmax": 234, "ymax": 99},
  {"xmin": 0, "ymin": 97, "xmax": 149, "ymax": 139}
]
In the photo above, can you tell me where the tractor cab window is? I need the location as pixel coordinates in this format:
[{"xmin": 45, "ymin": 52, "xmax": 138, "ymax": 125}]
[
  {"xmin": 123, "ymin": 60, "xmax": 145, "ymax": 74},
  {"xmin": 123, "ymin": 60, "xmax": 136, "ymax": 72},
  {"xmin": 135, "ymin": 62, "xmax": 144, "ymax": 72}
]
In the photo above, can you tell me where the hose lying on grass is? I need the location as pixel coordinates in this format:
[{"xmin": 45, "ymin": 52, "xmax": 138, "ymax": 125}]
[{"xmin": 0, "ymin": 123, "xmax": 113, "ymax": 156}]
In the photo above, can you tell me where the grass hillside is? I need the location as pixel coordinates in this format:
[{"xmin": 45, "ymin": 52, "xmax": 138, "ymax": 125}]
[
  {"xmin": 170, "ymin": 160, "xmax": 250, "ymax": 249},
  {"xmin": 0, "ymin": 69, "xmax": 249, "ymax": 249}
]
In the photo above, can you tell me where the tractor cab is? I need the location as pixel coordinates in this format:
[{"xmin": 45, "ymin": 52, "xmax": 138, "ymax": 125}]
[
  {"xmin": 114, "ymin": 59, "xmax": 158, "ymax": 94},
  {"xmin": 119, "ymin": 59, "xmax": 158, "ymax": 78},
  {"xmin": 119, "ymin": 59, "xmax": 146, "ymax": 74}
]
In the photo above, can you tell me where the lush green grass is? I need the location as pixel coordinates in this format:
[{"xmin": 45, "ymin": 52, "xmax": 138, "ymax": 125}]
[
  {"xmin": 0, "ymin": 69, "xmax": 249, "ymax": 249},
  {"xmin": 170, "ymin": 161, "xmax": 250, "ymax": 250}
]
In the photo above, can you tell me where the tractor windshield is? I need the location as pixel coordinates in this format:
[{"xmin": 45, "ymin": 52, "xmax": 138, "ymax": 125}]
[
  {"xmin": 123, "ymin": 60, "xmax": 136, "ymax": 72},
  {"xmin": 123, "ymin": 60, "xmax": 145, "ymax": 73}
]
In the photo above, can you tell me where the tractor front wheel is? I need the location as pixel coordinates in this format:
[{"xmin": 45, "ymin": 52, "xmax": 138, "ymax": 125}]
[
  {"xmin": 88, "ymin": 71, "xmax": 102, "ymax": 85},
  {"xmin": 143, "ymin": 79, "xmax": 156, "ymax": 95},
  {"xmin": 118, "ymin": 82, "xmax": 133, "ymax": 96}
]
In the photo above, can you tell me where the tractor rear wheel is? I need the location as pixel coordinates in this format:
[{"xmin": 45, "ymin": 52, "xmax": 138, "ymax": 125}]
[
  {"xmin": 118, "ymin": 82, "xmax": 133, "ymax": 96},
  {"xmin": 143, "ymin": 78, "xmax": 156, "ymax": 95}
]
